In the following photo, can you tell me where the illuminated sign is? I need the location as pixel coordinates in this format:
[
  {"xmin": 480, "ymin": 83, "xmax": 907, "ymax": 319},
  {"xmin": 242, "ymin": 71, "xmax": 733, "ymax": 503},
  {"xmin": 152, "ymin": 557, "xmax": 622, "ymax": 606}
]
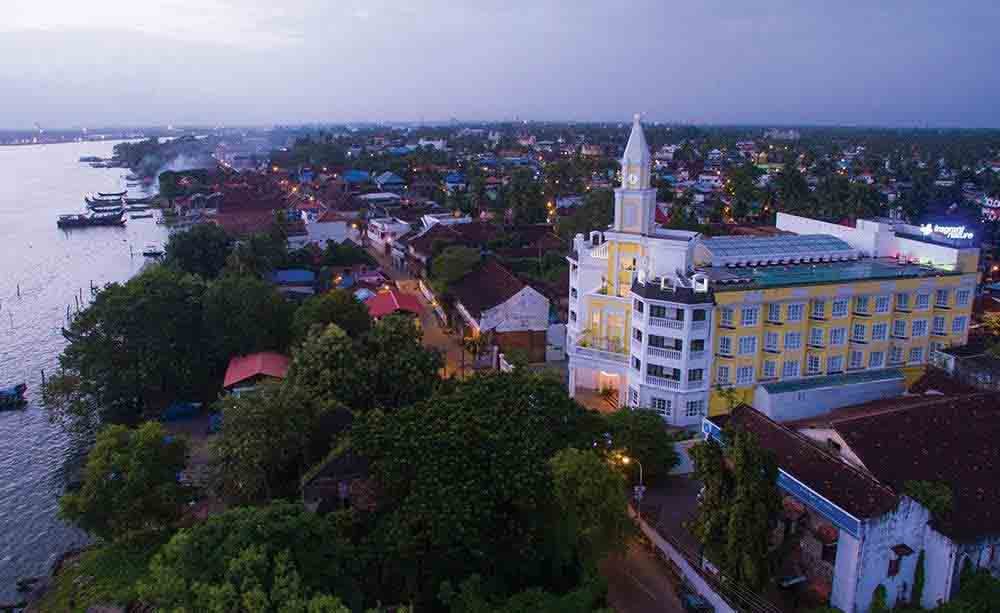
[{"xmin": 920, "ymin": 224, "xmax": 974, "ymax": 240}]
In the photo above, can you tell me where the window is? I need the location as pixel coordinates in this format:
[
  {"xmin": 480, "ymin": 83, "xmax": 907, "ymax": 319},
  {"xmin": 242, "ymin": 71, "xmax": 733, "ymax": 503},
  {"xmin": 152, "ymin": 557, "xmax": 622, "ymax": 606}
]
[
  {"xmin": 763, "ymin": 360, "xmax": 777, "ymax": 379},
  {"xmin": 953, "ymin": 316, "xmax": 967, "ymax": 333},
  {"xmin": 875, "ymin": 295, "xmax": 891, "ymax": 314},
  {"xmin": 850, "ymin": 350, "xmax": 863, "ymax": 370},
  {"xmin": 651, "ymin": 397, "xmax": 671, "ymax": 416},
  {"xmin": 787, "ymin": 303, "xmax": 804, "ymax": 322},
  {"xmin": 648, "ymin": 335, "xmax": 667, "ymax": 348},
  {"xmin": 720, "ymin": 307, "xmax": 734, "ymax": 327},
  {"xmin": 633, "ymin": 328, "xmax": 643, "ymax": 342},
  {"xmin": 688, "ymin": 369, "xmax": 704, "ymax": 382},
  {"xmin": 742, "ymin": 306, "xmax": 759, "ymax": 326},
  {"xmin": 957, "ymin": 289, "xmax": 971, "ymax": 307},
  {"xmin": 852, "ymin": 323, "xmax": 867, "ymax": 342},
  {"xmin": 855, "ymin": 295, "xmax": 870, "ymax": 314},
  {"xmin": 718, "ymin": 336, "xmax": 732, "ymax": 356},
  {"xmin": 649, "ymin": 304, "xmax": 667, "ymax": 319},
  {"xmin": 717, "ymin": 365, "xmax": 730, "ymax": 384},
  {"xmin": 767, "ymin": 303, "xmax": 781, "ymax": 323},
  {"xmin": 784, "ymin": 332, "xmax": 802, "ymax": 350},
  {"xmin": 674, "ymin": 308, "xmax": 685, "ymax": 321},
  {"xmin": 807, "ymin": 354, "xmax": 822, "ymax": 375},
  {"xmin": 893, "ymin": 319, "xmax": 907, "ymax": 338},
  {"xmin": 912, "ymin": 320, "xmax": 927, "ymax": 337},
  {"xmin": 916, "ymin": 293, "xmax": 930, "ymax": 310},
  {"xmin": 935, "ymin": 289, "xmax": 950, "ymax": 308},
  {"xmin": 830, "ymin": 328, "xmax": 846, "ymax": 346},
  {"xmin": 872, "ymin": 323, "xmax": 888, "ymax": 341},
  {"xmin": 809, "ymin": 327, "xmax": 824, "ymax": 347},
  {"xmin": 691, "ymin": 339, "xmax": 705, "ymax": 351},
  {"xmin": 908, "ymin": 347, "xmax": 924, "ymax": 364},
  {"xmin": 832, "ymin": 298, "xmax": 849, "ymax": 318},
  {"xmin": 811, "ymin": 299, "xmax": 826, "ymax": 319},
  {"xmin": 738, "ymin": 336, "xmax": 757, "ymax": 355},
  {"xmin": 896, "ymin": 292, "xmax": 910, "ymax": 310},
  {"xmin": 685, "ymin": 400, "xmax": 706, "ymax": 418},
  {"xmin": 933, "ymin": 316, "xmax": 946, "ymax": 335},
  {"xmin": 890, "ymin": 346, "xmax": 904, "ymax": 364},
  {"xmin": 869, "ymin": 351, "xmax": 885, "ymax": 368},
  {"xmin": 827, "ymin": 355, "xmax": 844, "ymax": 374},
  {"xmin": 736, "ymin": 366, "xmax": 754, "ymax": 385},
  {"xmin": 693, "ymin": 309, "xmax": 706, "ymax": 321},
  {"xmin": 782, "ymin": 360, "xmax": 800, "ymax": 377},
  {"xmin": 570, "ymin": 310, "xmax": 577, "ymax": 322},
  {"xmin": 888, "ymin": 557, "xmax": 901, "ymax": 578},
  {"xmin": 633, "ymin": 299, "xmax": 644, "ymax": 313},
  {"xmin": 632, "ymin": 357, "xmax": 641, "ymax": 371},
  {"xmin": 628, "ymin": 387, "xmax": 639, "ymax": 407},
  {"xmin": 765, "ymin": 331, "xmax": 779, "ymax": 352},
  {"xmin": 647, "ymin": 364, "xmax": 679, "ymax": 379}
]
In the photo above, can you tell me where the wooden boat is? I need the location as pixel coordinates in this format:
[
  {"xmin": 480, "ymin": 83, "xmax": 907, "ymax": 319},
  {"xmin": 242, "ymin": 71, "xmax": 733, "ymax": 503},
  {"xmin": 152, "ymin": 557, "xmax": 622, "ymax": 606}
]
[
  {"xmin": 0, "ymin": 383, "xmax": 27, "ymax": 408},
  {"xmin": 57, "ymin": 211, "xmax": 126, "ymax": 228},
  {"xmin": 130, "ymin": 212, "xmax": 154, "ymax": 219},
  {"xmin": 97, "ymin": 190, "xmax": 127, "ymax": 197},
  {"xmin": 124, "ymin": 196, "xmax": 153, "ymax": 205},
  {"xmin": 142, "ymin": 245, "xmax": 164, "ymax": 257}
]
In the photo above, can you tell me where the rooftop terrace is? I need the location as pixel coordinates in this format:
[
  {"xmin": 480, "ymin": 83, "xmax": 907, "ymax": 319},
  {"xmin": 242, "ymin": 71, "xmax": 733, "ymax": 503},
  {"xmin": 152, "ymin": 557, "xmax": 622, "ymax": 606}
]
[{"xmin": 706, "ymin": 257, "xmax": 959, "ymax": 291}]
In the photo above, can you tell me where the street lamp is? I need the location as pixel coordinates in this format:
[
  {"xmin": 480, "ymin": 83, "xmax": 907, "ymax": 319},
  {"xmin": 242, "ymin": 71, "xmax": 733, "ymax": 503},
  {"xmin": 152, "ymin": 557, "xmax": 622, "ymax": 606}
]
[{"xmin": 620, "ymin": 454, "xmax": 645, "ymax": 522}]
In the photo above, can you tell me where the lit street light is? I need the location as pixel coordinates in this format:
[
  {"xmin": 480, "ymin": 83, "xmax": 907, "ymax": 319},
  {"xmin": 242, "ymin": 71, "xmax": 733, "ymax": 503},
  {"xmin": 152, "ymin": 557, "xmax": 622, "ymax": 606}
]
[{"xmin": 619, "ymin": 454, "xmax": 645, "ymax": 522}]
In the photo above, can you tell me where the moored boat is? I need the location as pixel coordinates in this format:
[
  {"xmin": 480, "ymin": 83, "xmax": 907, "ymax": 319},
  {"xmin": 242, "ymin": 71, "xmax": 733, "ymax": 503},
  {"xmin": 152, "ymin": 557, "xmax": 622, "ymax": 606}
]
[
  {"xmin": 57, "ymin": 210, "xmax": 127, "ymax": 228},
  {"xmin": 142, "ymin": 245, "xmax": 164, "ymax": 257},
  {"xmin": 0, "ymin": 383, "xmax": 27, "ymax": 409},
  {"xmin": 97, "ymin": 190, "xmax": 127, "ymax": 197},
  {"xmin": 124, "ymin": 196, "xmax": 153, "ymax": 204}
]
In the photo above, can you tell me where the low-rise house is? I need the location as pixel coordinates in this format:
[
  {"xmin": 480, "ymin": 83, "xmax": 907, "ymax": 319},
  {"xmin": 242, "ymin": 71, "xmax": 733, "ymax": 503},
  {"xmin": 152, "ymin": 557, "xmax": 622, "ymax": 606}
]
[
  {"xmin": 364, "ymin": 289, "xmax": 423, "ymax": 321},
  {"xmin": 366, "ymin": 217, "xmax": 412, "ymax": 255},
  {"xmin": 705, "ymin": 394, "xmax": 1000, "ymax": 612},
  {"xmin": 450, "ymin": 260, "xmax": 551, "ymax": 363},
  {"xmin": 444, "ymin": 172, "xmax": 466, "ymax": 194},
  {"xmin": 374, "ymin": 171, "xmax": 406, "ymax": 193},
  {"xmin": 223, "ymin": 351, "xmax": 290, "ymax": 395},
  {"xmin": 306, "ymin": 209, "xmax": 361, "ymax": 247}
]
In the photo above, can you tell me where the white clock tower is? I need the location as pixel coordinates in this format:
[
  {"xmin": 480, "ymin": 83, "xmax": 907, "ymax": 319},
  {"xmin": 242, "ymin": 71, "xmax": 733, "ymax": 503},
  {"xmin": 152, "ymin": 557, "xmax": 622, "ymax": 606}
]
[{"xmin": 613, "ymin": 113, "xmax": 657, "ymax": 235}]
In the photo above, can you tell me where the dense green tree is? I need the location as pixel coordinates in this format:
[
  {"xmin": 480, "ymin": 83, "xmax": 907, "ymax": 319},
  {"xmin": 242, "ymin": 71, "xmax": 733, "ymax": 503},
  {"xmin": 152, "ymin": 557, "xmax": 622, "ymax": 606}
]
[
  {"xmin": 773, "ymin": 165, "xmax": 810, "ymax": 214},
  {"xmin": 226, "ymin": 229, "xmax": 290, "ymax": 277},
  {"xmin": 556, "ymin": 188, "xmax": 614, "ymax": 242},
  {"xmin": 602, "ymin": 409, "xmax": 680, "ymax": 485},
  {"xmin": 203, "ymin": 274, "xmax": 294, "ymax": 363},
  {"xmin": 164, "ymin": 223, "xmax": 232, "ymax": 279},
  {"xmin": 56, "ymin": 266, "xmax": 209, "ymax": 422},
  {"xmin": 351, "ymin": 315, "xmax": 444, "ymax": 412},
  {"xmin": 870, "ymin": 584, "xmax": 888, "ymax": 613},
  {"xmin": 350, "ymin": 371, "xmax": 607, "ymax": 605},
  {"xmin": 549, "ymin": 448, "xmax": 630, "ymax": 564},
  {"xmin": 291, "ymin": 289, "xmax": 373, "ymax": 343},
  {"xmin": 507, "ymin": 167, "xmax": 547, "ymax": 223},
  {"xmin": 430, "ymin": 246, "xmax": 481, "ymax": 295},
  {"xmin": 725, "ymin": 163, "xmax": 764, "ymax": 221},
  {"xmin": 689, "ymin": 427, "xmax": 781, "ymax": 589},
  {"xmin": 284, "ymin": 324, "xmax": 363, "ymax": 416},
  {"xmin": 60, "ymin": 422, "xmax": 190, "ymax": 540},
  {"xmin": 213, "ymin": 383, "xmax": 323, "ymax": 503},
  {"xmin": 441, "ymin": 574, "xmax": 611, "ymax": 613},
  {"xmin": 138, "ymin": 503, "xmax": 363, "ymax": 611}
]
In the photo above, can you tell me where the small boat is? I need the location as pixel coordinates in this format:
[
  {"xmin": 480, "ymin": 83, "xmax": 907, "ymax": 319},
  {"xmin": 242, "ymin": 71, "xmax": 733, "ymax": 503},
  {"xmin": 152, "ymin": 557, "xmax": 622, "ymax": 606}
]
[
  {"xmin": 125, "ymin": 196, "xmax": 153, "ymax": 205},
  {"xmin": 130, "ymin": 212, "xmax": 154, "ymax": 219},
  {"xmin": 142, "ymin": 245, "xmax": 164, "ymax": 257},
  {"xmin": 0, "ymin": 383, "xmax": 27, "ymax": 409},
  {"xmin": 57, "ymin": 211, "xmax": 127, "ymax": 228},
  {"xmin": 97, "ymin": 190, "xmax": 127, "ymax": 197}
]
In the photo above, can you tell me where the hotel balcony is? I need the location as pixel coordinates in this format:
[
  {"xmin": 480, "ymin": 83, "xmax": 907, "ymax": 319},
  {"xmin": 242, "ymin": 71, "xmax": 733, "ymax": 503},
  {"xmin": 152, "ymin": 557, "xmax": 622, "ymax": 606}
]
[
  {"xmin": 644, "ymin": 375, "xmax": 706, "ymax": 391},
  {"xmin": 648, "ymin": 316, "xmax": 685, "ymax": 330},
  {"xmin": 647, "ymin": 346, "xmax": 683, "ymax": 361}
]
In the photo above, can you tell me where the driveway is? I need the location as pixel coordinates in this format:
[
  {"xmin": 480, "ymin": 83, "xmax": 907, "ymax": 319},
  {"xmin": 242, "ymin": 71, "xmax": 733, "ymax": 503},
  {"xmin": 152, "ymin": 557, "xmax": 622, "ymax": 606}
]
[
  {"xmin": 603, "ymin": 540, "xmax": 685, "ymax": 613},
  {"xmin": 366, "ymin": 245, "xmax": 469, "ymax": 378}
]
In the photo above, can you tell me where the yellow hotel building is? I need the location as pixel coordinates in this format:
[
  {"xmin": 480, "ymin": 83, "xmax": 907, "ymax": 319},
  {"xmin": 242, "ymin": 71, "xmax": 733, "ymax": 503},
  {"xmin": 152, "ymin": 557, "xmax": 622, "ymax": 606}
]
[{"xmin": 567, "ymin": 116, "xmax": 978, "ymax": 426}]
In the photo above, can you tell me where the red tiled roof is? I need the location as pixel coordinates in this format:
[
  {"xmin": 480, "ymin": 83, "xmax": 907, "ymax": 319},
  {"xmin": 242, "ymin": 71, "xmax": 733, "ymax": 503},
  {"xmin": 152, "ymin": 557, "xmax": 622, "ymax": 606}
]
[
  {"xmin": 365, "ymin": 289, "xmax": 423, "ymax": 319},
  {"xmin": 223, "ymin": 352, "xmax": 290, "ymax": 389},
  {"xmin": 450, "ymin": 259, "xmax": 527, "ymax": 320}
]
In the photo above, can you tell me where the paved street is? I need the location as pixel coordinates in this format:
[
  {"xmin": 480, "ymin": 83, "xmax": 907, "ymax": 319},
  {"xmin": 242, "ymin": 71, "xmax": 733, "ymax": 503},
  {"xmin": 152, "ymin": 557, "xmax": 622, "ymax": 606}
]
[
  {"xmin": 365, "ymin": 244, "xmax": 470, "ymax": 378},
  {"xmin": 604, "ymin": 540, "xmax": 685, "ymax": 613}
]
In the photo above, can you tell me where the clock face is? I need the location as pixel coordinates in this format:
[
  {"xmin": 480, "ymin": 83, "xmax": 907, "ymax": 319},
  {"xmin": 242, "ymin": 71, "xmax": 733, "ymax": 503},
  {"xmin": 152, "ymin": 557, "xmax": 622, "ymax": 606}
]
[{"xmin": 628, "ymin": 173, "xmax": 638, "ymax": 186}]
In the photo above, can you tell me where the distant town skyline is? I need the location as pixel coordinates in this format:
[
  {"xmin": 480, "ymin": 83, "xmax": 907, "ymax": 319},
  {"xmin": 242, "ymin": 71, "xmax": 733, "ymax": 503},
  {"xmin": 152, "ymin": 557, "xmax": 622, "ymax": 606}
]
[{"xmin": 4, "ymin": 0, "xmax": 1000, "ymax": 129}]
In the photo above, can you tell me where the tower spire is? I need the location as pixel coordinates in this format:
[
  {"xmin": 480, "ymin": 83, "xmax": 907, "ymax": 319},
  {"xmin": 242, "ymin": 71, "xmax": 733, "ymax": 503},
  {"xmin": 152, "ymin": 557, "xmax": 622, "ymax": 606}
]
[{"xmin": 623, "ymin": 113, "xmax": 650, "ymax": 169}]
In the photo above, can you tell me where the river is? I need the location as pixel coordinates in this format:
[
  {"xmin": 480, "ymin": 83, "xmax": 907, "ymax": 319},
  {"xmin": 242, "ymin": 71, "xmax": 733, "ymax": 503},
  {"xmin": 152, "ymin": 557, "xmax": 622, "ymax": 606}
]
[{"xmin": 0, "ymin": 140, "xmax": 168, "ymax": 602}]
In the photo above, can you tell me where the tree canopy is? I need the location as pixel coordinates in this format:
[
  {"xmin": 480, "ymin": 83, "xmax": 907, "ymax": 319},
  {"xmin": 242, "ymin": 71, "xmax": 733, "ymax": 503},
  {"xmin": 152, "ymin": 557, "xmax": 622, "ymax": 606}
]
[
  {"xmin": 164, "ymin": 223, "xmax": 232, "ymax": 279},
  {"xmin": 430, "ymin": 246, "xmax": 481, "ymax": 295},
  {"xmin": 202, "ymin": 273, "xmax": 294, "ymax": 365},
  {"xmin": 602, "ymin": 408, "xmax": 681, "ymax": 485},
  {"xmin": 291, "ymin": 289, "xmax": 373, "ymax": 343},
  {"xmin": 60, "ymin": 422, "xmax": 190, "ymax": 540}
]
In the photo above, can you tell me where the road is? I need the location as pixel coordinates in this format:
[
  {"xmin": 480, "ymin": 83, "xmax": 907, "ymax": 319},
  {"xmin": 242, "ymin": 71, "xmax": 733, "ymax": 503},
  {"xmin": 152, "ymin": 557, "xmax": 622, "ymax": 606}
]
[
  {"xmin": 365, "ymin": 244, "xmax": 470, "ymax": 378},
  {"xmin": 604, "ymin": 540, "xmax": 686, "ymax": 613}
]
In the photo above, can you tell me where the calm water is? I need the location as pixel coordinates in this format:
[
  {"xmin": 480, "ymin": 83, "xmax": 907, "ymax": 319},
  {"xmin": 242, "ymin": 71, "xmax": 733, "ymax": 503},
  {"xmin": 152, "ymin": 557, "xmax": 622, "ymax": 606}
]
[{"xmin": 0, "ymin": 140, "xmax": 167, "ymax": 601}]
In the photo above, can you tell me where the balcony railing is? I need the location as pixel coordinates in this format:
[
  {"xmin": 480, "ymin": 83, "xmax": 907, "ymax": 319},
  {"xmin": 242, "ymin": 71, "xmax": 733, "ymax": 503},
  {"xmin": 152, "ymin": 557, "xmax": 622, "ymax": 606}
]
[
  {"xmin": 691, "ymin": 320, "xmax": 708, "ymax": 330},
  {"xmin": 688, "ymin": 350, "xmax": 706, "ymax": 361},
  {"xmin": 572, "ymin": 344, "xmax": 628, "ymax": 364},
  {"xmin": 648, "ymin": 347, "xmax": 682, "ymax": 361},
  {"xmin": 649, "ymin": 317, "xmax": 684, "ymax": 330},
  {"xmin": 645, "ymin": 374, "xmax": 680, "ymax": 390}
]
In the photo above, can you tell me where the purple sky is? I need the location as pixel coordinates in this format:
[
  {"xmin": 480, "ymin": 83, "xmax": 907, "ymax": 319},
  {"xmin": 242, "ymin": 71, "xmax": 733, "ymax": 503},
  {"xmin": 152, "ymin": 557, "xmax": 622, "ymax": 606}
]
[{"xmin": 3, "ymin": 0, "xmax": 999, "ymax": 128}]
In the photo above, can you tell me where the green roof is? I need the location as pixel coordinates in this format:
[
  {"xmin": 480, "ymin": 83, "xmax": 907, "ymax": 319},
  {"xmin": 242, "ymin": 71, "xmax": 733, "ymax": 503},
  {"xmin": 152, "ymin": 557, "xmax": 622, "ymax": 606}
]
[
  {"xmin": 708, "ymin": 258, "xmax": 958, "ymax": 291},
  {"xmin": 761, "ymin": 368, "xmax": 904, "ymax": 395}
]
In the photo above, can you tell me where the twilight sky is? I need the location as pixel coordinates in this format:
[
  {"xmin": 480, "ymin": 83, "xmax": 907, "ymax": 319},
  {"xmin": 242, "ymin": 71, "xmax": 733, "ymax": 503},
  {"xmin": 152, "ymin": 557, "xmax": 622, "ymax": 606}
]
[{"xmin": 3, "ymin": 0, "xmax": 999, "ymax": 129}]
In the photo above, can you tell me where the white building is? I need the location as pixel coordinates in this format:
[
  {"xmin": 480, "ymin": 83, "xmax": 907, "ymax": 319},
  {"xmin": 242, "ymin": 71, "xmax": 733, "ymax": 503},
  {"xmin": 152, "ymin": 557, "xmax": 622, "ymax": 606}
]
[
  {"xmin": 305, "ymin": 209, "xmax": 361, "ymax": 247},
  {"xmin": 366, "ymin": 217, "xmax": 412, "ymax": 255}
]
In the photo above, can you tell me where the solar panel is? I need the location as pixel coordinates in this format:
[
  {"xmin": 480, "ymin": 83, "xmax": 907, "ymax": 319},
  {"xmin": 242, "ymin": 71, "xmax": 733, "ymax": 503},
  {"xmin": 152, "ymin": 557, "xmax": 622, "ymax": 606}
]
[{"xmin": 701, "ymin": 234, "xmax": 856, "ymax": 259}]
